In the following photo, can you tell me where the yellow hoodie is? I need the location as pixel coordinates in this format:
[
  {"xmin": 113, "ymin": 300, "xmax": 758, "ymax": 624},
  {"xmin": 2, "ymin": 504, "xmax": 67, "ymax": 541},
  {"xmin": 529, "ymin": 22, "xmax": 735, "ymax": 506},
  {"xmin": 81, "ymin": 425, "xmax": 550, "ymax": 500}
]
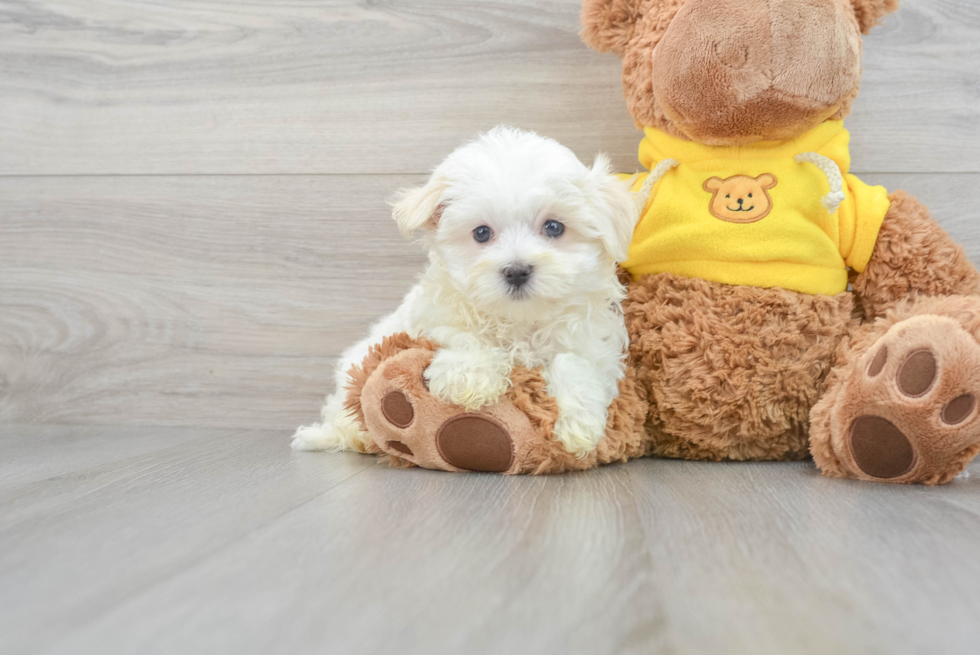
[{"xmin": 623, "ymin": 120, "xmax": 891, "ymax": 296}]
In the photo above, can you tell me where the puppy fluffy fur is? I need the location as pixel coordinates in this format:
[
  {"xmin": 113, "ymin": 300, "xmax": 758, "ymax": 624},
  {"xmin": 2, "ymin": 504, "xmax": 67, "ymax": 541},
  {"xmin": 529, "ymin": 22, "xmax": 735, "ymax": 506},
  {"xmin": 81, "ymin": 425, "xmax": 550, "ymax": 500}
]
[{"xmin": 292, "ymin": 126, "xmax": 638, "ymax": 456}]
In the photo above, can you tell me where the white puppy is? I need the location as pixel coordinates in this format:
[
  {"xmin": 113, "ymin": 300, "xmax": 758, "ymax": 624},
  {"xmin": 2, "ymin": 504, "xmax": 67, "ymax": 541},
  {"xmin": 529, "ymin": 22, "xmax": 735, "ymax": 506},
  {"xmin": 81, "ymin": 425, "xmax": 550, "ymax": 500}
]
[{"xmin": 292, "ymin": 126, "xmax": 638, "ymax": 457}]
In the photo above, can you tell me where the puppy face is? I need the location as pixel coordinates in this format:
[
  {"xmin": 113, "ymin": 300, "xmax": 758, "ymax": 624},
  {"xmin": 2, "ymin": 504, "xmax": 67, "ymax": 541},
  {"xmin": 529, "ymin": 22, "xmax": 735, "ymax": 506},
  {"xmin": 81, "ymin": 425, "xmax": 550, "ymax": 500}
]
[{"xmin": 392, "ymin": 127, "xmax": 637, "ymax": 321}]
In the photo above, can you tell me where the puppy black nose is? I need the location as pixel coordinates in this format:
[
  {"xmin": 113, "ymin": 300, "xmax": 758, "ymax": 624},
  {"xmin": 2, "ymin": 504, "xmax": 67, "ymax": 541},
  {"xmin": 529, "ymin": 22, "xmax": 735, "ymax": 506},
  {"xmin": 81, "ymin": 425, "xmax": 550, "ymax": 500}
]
[
  {"xmin": 502, "ymin": 263, "xmax": 534, "ymax": 288},
  {"xmin": 737, "ymin": 198, "xmax": 744, "ymax": 205}
]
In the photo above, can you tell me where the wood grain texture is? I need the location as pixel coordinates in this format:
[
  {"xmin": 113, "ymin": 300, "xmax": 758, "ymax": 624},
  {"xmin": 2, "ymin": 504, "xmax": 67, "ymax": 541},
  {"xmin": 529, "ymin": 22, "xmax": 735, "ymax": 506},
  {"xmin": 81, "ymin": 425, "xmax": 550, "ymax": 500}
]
[
  {"xmin": 0, "ymin": 425, "xmax": 978, "ymax": 654},
  {"xmin": 0, "ymin": 426, "xmax": 379, "ymax": 654},
  {"xmin": 2, "ymin": 2, "xmax": 980, "ymax": 653},
  {"xmin": 0, "ymin": 174, "xmax": 425, "ymax": 428},
  {"xmin": 0, "ymin": 0, "xmax": 978, "ymax": 176},
  {"xmin": 628, "ymin": 457, "xmax": 980, "ymax": 654},
  {"xmin": 0, "ymin": 423, "xmax": 201, "ymax": 491},
  {"xmin": 3, "ymin": 174, "xmax": 979, "ymax": 430}
]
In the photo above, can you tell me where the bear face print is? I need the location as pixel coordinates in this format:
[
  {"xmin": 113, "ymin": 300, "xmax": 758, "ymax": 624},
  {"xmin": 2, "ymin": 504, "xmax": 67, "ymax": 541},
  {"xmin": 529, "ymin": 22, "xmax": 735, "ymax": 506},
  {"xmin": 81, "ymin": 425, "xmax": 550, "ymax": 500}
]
[{"xmin": 703, "ymin": 174, "xmax": 778, "ymax": 224}]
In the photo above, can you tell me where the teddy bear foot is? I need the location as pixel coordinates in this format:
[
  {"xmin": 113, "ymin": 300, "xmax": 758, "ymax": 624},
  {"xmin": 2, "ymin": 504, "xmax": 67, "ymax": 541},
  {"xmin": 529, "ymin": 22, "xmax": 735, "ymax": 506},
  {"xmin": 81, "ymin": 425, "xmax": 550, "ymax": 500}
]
[
  {"xmin": 355, "ymin": 346, "xmax": 561, "ymax": 473},
  {"xmin": 812, "ymin": 313, "xmax": 980, "ymax": 485},
  {"xmin": 343, "ymin": 332, "xmax": 649, "ymax": 474}
]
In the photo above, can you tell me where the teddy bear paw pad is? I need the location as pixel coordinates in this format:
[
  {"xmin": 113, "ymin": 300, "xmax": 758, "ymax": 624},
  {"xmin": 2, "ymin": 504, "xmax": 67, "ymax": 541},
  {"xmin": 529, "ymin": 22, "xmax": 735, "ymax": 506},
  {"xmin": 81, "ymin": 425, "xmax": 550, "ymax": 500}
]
[
  {"xmin": 435, "ymin": 415, "xmax": 514, "ymax": 473},
  {"xmin": 356, "ymin": 346, "xmax": 541, "ymax": 473},
  {"xmin": 848, "ymin": 416, "xmax": 915, "ymax": 479},
  {"xmin": 381, "ymin": 390, "xmax": 414, "ymax": 428},
  {"xmin": 834, "ymin": 316, "xmax": 980, "ymax": 483},
  {"xmin": 375, "ymin": 389, "xmax": 420, "ymax": 460}
]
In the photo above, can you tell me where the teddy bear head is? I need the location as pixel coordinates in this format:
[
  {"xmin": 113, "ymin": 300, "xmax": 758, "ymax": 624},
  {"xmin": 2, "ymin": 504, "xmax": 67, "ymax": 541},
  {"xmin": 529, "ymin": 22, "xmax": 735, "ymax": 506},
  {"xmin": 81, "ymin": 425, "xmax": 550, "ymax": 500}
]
[{"xmin": 581, "ymin": 0, "xmax": 899, "ymax": 145}]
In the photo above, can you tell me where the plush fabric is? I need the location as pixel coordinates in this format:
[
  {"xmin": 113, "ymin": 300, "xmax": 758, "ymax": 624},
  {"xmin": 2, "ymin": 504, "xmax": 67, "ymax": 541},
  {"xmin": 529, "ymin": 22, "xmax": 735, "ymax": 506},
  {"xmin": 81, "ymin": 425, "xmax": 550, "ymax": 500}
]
[
  {"xmin": 583, "ymin": 0, "xmax": 865, "ymax": 143},
  {"xmin": 811, "ymin": 296, "xmax": 980, "ymax": 484},
  {"xmin": 851, "ymin": 0, "xmax": 901, "ymax": 34},
  {"xmin": 342, "ymin": 0, "xmax": 980, "ymax": 485},
  {"xmin": 648, "ymin": 0, "xmax": 862, "ymax": 145},
  {"xmin": 852, "ymin": 191, "xmax": 980, "ymax": 320},
  {"xmin": 625, "ymin": 272, "xmax": 855, "ymax": 461},
  {"xmin": 623, "ymin": 121, "xmax": 891, "ymax": 294},
  {"xmin": 345, "ymin": 334, "xmax": 651, "ymax": 474},
  {"xmin": 575, "ymin": 0, "xmax": 980, "ymax": 484}
]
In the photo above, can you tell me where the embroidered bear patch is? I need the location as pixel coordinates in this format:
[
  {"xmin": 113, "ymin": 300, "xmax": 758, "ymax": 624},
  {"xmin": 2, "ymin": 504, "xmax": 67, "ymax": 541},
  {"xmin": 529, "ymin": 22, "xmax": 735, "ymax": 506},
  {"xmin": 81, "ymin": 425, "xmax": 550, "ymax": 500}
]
[{"xmin": 703, "ymin": 174, "xmax": 778, "ymax": 223}]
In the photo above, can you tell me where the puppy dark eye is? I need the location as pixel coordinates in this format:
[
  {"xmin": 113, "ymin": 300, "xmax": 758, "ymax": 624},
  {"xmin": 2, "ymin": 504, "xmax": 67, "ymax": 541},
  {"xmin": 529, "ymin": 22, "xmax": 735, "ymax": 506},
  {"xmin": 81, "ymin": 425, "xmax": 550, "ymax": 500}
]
[
  {"xmin": 473, "ymin": 225, "xmax": 493, "ymax": 243},
  {"xmin": 543, "ymin": 219, "xmax": 565, "ymax": 238},
  {"xmin": 748, "ymin": 193, "xmax": 753, "ymax": 198},
  {"xmin": 725, "ymin": 194, "xmax": 730, "ymax": 199}
]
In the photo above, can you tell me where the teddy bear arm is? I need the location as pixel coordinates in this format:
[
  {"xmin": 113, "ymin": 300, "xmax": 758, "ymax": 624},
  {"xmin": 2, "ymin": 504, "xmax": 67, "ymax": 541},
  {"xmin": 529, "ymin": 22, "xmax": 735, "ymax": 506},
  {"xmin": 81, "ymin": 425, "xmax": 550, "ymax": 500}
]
[{"xmin": 852, "ymin": 190, "xmax": 980, "ymax": 320}]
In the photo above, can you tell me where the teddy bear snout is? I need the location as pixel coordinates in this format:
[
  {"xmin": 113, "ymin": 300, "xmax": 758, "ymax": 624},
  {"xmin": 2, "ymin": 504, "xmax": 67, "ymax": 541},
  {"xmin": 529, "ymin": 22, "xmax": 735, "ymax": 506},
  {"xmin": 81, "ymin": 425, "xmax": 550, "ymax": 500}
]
[
  {"xmin": 650, "ymin": 0, "xmax": 861, "ymax": 144},
  {"xmin": 712, "ymin": 40, "xmax": 749, "ymax": 69}
]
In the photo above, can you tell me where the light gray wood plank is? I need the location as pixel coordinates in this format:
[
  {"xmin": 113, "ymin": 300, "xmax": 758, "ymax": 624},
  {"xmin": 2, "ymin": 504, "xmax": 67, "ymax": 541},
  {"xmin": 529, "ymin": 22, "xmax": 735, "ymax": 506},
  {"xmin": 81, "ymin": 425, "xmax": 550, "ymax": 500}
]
[
  {"xmin": 36, "ymin": 455, "xmax": 666, "ymax": 655},
  {"xmin": 847, "ymin": 0, "xmax": 980, "ymax": 173},
  {"xmin": 0, "ymin": 424, "xmax": 201, "ymax": 491},
  {"xmin": 3, "ymin": 174, "xmax": 979, "ymax": 430},
  {"xmin": 2, "ymin": 426, "xmax": 977, "ymax": 654},
  {"xmin": 0, "ymin": 426, "xmax": 378, "ymax": 655},
  {"xmin": 0, "ymin": 1, "xmax": 976, "ymax": 653},
  {"xmin": 0, "ymin": 0, "xmax": 976, "ymax": 176},
  {"xmin": 627, "ymin": 458, "xmax": 980, "ymax": 655},
  {"xmin": 0, "ymin": 174, "xmax": 426, "ymax": 428}
]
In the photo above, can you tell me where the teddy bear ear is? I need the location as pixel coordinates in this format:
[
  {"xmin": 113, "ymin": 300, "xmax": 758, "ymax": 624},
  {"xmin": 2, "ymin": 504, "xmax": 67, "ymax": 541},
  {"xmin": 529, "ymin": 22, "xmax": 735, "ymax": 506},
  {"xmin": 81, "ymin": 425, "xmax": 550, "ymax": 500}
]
[
  {"xmin": 849, "ymin": 0, "xmax": 900, "ymax": 34},
  {"xmin": 702, "ymin": 177, "xmax": 724, "ymax": 193},
  {"xmin": 581, "ymin": 0, "xmax": 658, "ymax": 57},
  {"xmin": 756, "ymin": 174, "xmax": 778, "ymax": 190}
]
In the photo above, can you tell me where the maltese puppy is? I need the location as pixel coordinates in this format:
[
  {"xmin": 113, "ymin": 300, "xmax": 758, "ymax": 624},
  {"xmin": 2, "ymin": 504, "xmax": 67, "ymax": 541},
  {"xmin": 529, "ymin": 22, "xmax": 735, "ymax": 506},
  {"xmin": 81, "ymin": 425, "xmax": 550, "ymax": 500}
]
[{"xmin": 292, "ymin": 126, "xmax": 638, "ymax": 457}]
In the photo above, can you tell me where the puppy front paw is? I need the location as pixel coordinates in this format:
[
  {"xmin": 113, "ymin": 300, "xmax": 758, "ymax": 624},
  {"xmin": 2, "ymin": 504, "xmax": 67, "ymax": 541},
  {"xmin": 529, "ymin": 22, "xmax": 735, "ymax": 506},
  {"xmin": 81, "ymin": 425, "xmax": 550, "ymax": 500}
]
[
  {"xmin": 423, "ymin": 347, "xmax": 511, "ymax": 411},
  {"xmin": 544, "ymin": 353, "xmax": 618, "ymax": 457},
  {"xmin": 553, "ymin": 407, "xmax": 608, "ymax": 457}
]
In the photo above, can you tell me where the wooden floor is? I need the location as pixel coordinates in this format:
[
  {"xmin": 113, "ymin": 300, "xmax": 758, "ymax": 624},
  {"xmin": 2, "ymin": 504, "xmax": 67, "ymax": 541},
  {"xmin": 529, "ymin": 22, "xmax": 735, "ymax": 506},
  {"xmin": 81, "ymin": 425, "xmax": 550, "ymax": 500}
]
[
  {"xmin": 3, "ymin": 1, "xmax": 980, "ymax": 653},
  {"xmin": 0, "ymin": 425, "xmax": 978, "ymax": 655}
]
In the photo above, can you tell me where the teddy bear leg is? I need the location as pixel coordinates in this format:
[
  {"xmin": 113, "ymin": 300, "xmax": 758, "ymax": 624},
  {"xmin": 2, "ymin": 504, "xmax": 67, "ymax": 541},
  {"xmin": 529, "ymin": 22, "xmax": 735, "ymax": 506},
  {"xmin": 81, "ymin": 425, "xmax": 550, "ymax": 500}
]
[
  {"xmin": 343, "ymin": 334, "xmax": 647, "ymax": 474},
  {"xmin": 355, "ymin": 346, "xmax": 538, "ymax": 473},
  {"xmin": 810, "ymin": 295, "xmax": 980, "ymax": 484},
  {"xmin": 623, "ymin": 272, "xmax": 854, "ymax": 462}
]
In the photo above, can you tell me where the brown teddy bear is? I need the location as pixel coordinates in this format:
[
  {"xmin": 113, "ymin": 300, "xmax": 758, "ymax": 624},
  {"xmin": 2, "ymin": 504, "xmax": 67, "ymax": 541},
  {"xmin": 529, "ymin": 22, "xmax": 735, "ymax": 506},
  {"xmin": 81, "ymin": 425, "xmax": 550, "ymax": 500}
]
[{"xmin": 344, "ymin": 0, "xmax": 980, "ymax": 484}]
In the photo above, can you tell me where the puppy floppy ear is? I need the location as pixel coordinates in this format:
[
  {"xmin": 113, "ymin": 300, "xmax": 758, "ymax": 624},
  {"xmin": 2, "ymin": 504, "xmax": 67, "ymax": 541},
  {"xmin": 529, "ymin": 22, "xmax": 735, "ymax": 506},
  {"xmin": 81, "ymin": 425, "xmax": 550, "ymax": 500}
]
[
  {"xmin": 587, "ymin": 153, "xmax": 640, "ymax": 263},
  {"xmin": 390, "ymin": 174, "xmax": 448, "ymax": 238},
  {"xmin": 849, "ymin": 0, "xmax": 900, "ymax": 34},
  {"xmin": 580, "ymin": 0, "xmax": 676, "ymax": 57}
]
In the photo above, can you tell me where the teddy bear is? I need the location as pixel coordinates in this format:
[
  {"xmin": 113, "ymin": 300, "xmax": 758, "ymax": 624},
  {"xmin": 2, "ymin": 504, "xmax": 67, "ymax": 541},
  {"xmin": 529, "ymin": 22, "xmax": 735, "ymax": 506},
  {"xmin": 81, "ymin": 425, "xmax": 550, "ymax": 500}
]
[{"xmin": 342, "ymin": 0, "xmax": 980, "ymax": 484}]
